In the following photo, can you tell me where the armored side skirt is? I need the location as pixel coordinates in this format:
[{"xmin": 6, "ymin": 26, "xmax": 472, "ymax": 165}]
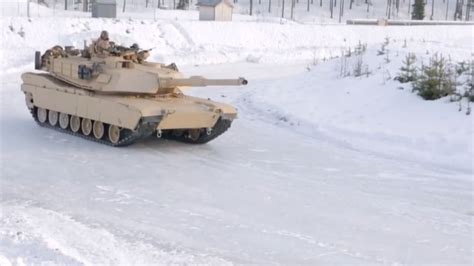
[{"xmin": 21, "ymin": 73, "xmax": 237, "ymax": 131}]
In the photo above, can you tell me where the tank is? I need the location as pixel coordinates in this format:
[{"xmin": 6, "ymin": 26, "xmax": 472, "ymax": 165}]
[{"xmin": 21, "ymin": 43, "xmax": 248, "ymax": 146}]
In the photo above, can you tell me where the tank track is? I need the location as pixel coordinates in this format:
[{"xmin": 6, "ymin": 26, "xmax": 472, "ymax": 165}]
[
  {"xmin": 30, "ymin": 107, "xmax": 157, "ymax": 147},
  {"xmin": 162, "ymin": 118, "xmax": 232, "ymax": 144}
]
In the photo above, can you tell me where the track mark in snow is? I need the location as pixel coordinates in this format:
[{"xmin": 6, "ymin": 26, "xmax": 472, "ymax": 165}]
[
  {"xmin": 262, "ymin": 229, "xmax": 398, "ymax": 264},
  {"xmin": 94, "ymin": 185, "xmax": 154, "ymax": 205},
  {"xmin": 0, "ymin": 203, "xmax": 231, "ymax": 265},
  {"xmin": 323, "ymin": 168, "xmax": 340, "ymax": 172},
  {"xmin": 249, "ymin": 148, "xmax": 267, "ymax": 153}
]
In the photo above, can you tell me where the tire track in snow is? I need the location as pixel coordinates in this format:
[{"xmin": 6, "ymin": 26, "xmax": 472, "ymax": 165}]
[{"xmin": 0, "ymin": 203, "xmax": 231, "ymax": 265}]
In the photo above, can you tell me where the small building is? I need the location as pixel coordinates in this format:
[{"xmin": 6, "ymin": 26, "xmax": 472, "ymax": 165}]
[
  {"xmin": 196, "ymin": 0, "xmax": 234, "ymax": 21},
  {"xmin": 92, "ymin": 0, "xmax": 117, "ymax": 18}
]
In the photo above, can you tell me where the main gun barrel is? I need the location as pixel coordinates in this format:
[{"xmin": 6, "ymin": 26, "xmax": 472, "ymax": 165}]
[{"xmin": 159, "ymin": 76, "xmax": 248, "ymax": 88}]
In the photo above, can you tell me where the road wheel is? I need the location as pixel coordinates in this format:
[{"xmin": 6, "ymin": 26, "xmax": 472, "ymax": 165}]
[
  {"xmin": 59, "ymin": 113, "xmax": 69, "ymax": 129},
  {"xmin": 48, "ymin": 110, "xmax": 58, "ymax": 126},
  {"xmin": 93, "ymin": 121, "xmax": 105, "ymax": 139},
  {"xmin": 108, "ymin": 125, "xmax": 120, "ymax": 144},
  {"xmin": 70, "ymin": 116, "xmax": 81, "ymax": 133},
  {"xmin": 81, "ymin": 118, "xmax": 92, "ymax": 136},
  {"xmin": 37, "ymin": 107, "xmax": 47, "ymax": 123}
]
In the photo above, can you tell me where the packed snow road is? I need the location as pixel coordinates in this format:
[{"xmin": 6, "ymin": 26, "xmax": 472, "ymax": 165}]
[{"xmin": 0, "ymin": 63, "xmax": 472, "ymax": 265}]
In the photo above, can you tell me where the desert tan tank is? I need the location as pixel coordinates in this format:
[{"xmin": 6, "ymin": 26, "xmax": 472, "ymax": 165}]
[{"xmin": 21, "ymin": 43, "xmax": 247, "ymax": 146}]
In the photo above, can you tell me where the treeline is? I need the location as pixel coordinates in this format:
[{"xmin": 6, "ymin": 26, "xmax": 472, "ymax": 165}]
[{"xmin": 44, "ymin": 0, "xmax": 473, "ymax": 21}]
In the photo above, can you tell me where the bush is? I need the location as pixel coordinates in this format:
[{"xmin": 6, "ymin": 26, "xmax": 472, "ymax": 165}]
[
  {"xmin": 413, "ymin": 53, "xmax": 454, "ymax": 100},
  {"xmin": 395, "ymin": 53, "xmax": 417, "ymax": 83}
]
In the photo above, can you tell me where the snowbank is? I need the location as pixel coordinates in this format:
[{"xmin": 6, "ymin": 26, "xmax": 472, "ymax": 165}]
[
  {"xmin": 1, "ymin": 15, "xmax": 471, "ymax": 68},
  {"xmin": 244, "ymin": 44, "xmax": 473, "ymax": 171}
]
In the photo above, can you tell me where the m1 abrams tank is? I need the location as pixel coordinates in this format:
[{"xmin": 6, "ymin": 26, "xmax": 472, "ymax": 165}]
[{"xmin": 21, "ymin": 44, "xmax": 247, "ymax": 146}]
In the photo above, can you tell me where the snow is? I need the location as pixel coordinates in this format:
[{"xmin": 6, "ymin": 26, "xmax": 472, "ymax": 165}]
[{"xmin": 1, "ymin": 3, "xmax": 473, "ymax": 265}]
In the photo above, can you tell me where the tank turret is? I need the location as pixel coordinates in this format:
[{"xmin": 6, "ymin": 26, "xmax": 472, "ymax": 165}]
[
  {"xmin": 22, "ymin": 42, "xmax": 248, "ymax": 146},
  {"xmin": 34, "ymin": 46, "xmax": 247, "ymax": 94}
]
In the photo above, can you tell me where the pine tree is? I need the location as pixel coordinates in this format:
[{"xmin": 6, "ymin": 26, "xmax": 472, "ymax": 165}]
[
  {"xmin": 176, "ymin": 0, "xmax": 189, "ymax": 9},
  {"xmin": 377, "ymin": 37, "xmax": 390, "ymax": 56},
  {"xmin": 443, "ymin": 59, "xmax": 457, "ymax": 98},
  {"xmin": 414, "ymin": 54, "xmax": 454, "ymax": 100},
  {"xmin": 411, "ymin": 0, "xmax": 426, "ymax": 20},
  {"xmin": 466, "ymin": 81, "xmax": 474, "ymax": 101},
  {"xmin": 463, "ymin": 61, "xmax": 474, "ymax": 101},
  {"xmin": 395, "ymin": 53, "xmax": 417, "ymax": 83}
]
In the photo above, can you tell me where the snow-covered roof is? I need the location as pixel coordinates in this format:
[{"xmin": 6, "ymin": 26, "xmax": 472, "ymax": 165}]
[
  {"xmin": 94, "ymin": 0, "xmax": 117, "ymax": 4},
  {"xmin": 196, "ymin": 0, "xmax": 233, "ymax": 8}
]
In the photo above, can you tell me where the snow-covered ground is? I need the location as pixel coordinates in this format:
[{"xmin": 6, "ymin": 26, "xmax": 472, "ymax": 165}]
[{"xmin": 1, "ymin": 5, "xmax": 473, "ymax": 266}]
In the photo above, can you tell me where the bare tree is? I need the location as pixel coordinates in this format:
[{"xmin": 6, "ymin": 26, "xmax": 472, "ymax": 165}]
[
  {"xmin": 339, "ymin": 0, "xmax": 345, "ymax": 22},
  {"xmin": 408, "ymin": 0, "xmax": 411, "ymax": 15},
  {"xmin": 467, "ymin": 0, "xmax": 472, "ymax": 20},
  {"xmin": 269, "ymin": 0, "xmax": 272, "ymax": 12},
  {"xmin": 320, "ymin": 0, "xmax": 322, "ymax": 7},
  {"xmin": 445, "ymin": 0, "xmax": 449, "ymax": 20},
  {"xmin": 454, "ymin": 0, "xmax": 464, "ymax": 20},
  {"xmin": 307, "ymin": 0, "xmax": 310, "ymax": 11},
  {"xmin": 123, "ymin": 0, "xmax": 126, "ymax": 12},
  {"xmin": 454, "ymin": 0, "xmax": 463, "ymax": 20},
  {"xmin": 282, "ymin": 0, "xmax": 285, "ymax": 18},
  {"xmin": 430, "ymin": 0, "xmax": 435, "ymax": 19},
  {"xmin": 329, "ymin": 0, "xmax": 334, "ymax": 18},
  {"xmin": 250, "ymin": 0, "xmax": 253, "ymax": 15},
  {"xmin": 64, "ymin": 0, "xmax": 67, "ymax": 10},
  {"xmin": 387, "ymin": 0, "xmax": 393, "ymax": 19},
  {"xmin": 82, "ymin": 0, "xmax": 89, "ymax": 12},
  {"xmin": 342, "ymin": 0, "xmax": 345, "ymax": 16},
  {"xmin": 291, "ymin": 0, "xmax": 295, "ymax": 19},
  {"xmin": 350, "ymin": 0, "xmax": 353, "ymax": 9}
]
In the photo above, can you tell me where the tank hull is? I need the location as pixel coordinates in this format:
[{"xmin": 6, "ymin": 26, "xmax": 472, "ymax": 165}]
[{"xmin": 21, "ymin": 73, "xmax": 237, "ymax": 145}]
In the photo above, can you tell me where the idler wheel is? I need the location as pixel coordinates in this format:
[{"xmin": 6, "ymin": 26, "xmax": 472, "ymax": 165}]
[
  {"xmin": 81, "ymin": 118, "xmax": 92, "ymax": 136},
  {"xmin": 93, "ymin": 121, "xmax": 105, "ymax": 139},
  {"xmin": 70, "ymin": 116, "xmax": 81, "ymax": 133},
  {"xmin": 37, "ymin": 107, "xmax": 47, "ymax": 123},
  {"xmin": 48, "ymin": 110, "xmax": 58, "ymax": 126},
  {"xmin": 108, "ymin": 125, "xmax": 121, "ymax": 144},
  {"xmin": 59, "ymin": 113, "xmax": 69, "ymax": 129}
]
